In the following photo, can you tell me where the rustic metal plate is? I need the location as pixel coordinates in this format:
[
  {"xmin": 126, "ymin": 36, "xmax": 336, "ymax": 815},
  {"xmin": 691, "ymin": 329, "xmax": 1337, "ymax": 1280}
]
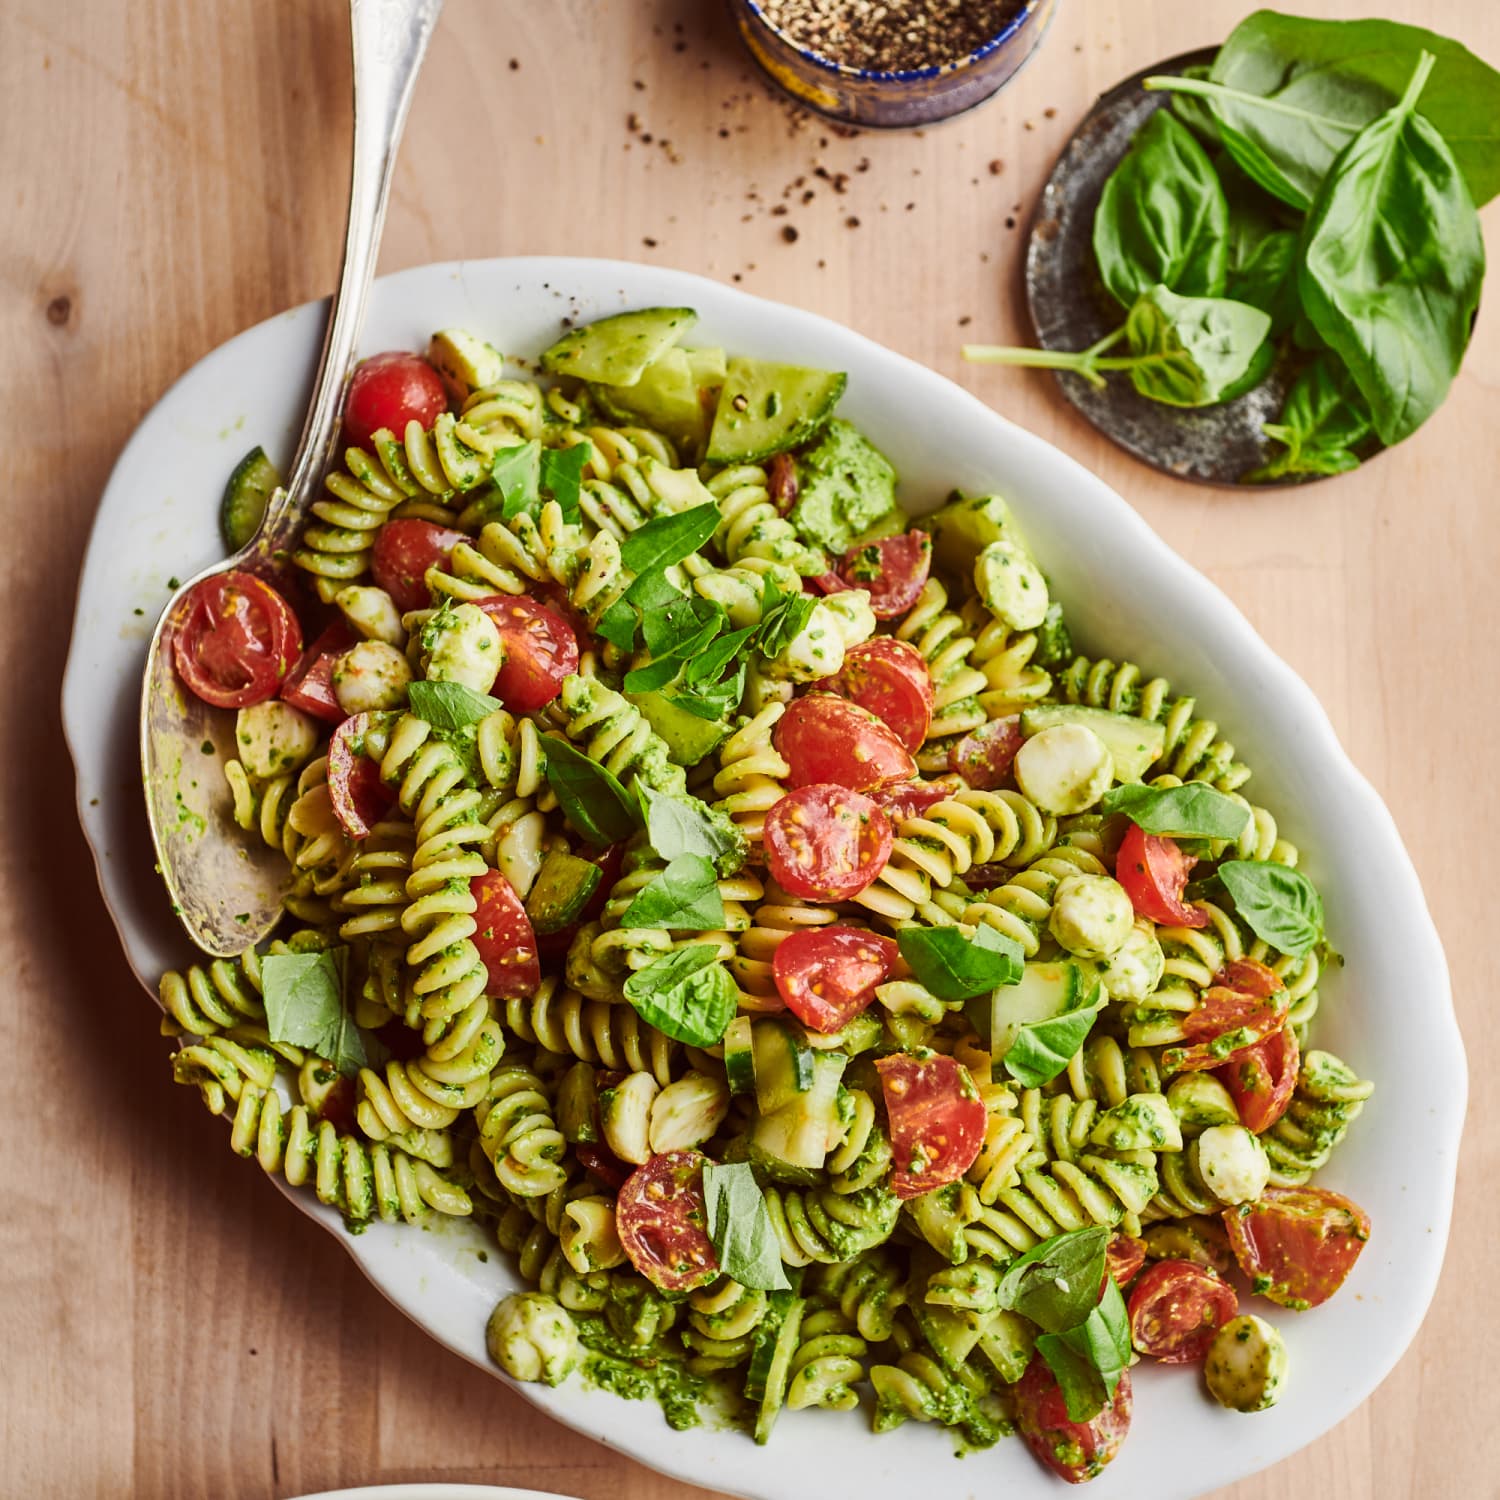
[{"xmin": 1024, "ymin": 47, "xmax": 1380, "ymax": 488}]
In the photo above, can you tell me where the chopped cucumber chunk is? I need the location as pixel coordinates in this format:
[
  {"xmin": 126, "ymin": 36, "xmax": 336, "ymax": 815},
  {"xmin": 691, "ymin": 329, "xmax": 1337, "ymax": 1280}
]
[
  {"xmin": 541, "ymin": 306, "xmax": 696, "ymax": 385},
  {"xmin": 706, "ymin": 356, "xmax": 846, "ymax": 464},
  {"xmin": 1021, "ymin": 705, "xmax": 1166, "ymax": 783},
  {"xmin": 525, "ymin": 849, "xmax": 602, "ymax": 936},
  {"xmin": 220, "ymin": 445, "xmax": 280, "ymax": 552}
]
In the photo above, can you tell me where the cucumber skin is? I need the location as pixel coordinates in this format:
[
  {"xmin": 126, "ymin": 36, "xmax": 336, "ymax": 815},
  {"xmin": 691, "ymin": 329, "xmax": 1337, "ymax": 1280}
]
[{"xmin": 220, "ymin": 445, "xmax": 281, "ymax": 553}]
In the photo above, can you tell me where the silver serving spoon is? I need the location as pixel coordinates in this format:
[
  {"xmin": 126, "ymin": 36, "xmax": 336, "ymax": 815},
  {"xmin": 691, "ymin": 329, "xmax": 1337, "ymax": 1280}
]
[{"xmin": 141, "ymin": 0, "xmax": 444, "ymax": 958}]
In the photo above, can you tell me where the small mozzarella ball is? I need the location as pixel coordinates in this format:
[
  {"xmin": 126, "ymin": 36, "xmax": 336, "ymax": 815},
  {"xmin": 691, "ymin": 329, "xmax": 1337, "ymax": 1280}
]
[
  {"xmin": 233, "ymin": 700, "xmax": 319, "ymax": 779},
  {"xmin": 486, "ymin": 1292, "xmax": 579, "ymax": 1386},
  {"xmin": 422, "ymin": 601, "xmax": 502, "ymax": 692},
  {"xmin": 1205, "ymin": 1314, "xmax": 1288, "ymax": 1413},
  {"xmin": 1049, "ymin": 873, "xmax": 1135, "ymax": 958},
  {"xmin": 1098, "ymin": 919, "xmax": 1165, "ymax": 1002},
  {"xmin": 1015, "ymin": 723, "xmax": 1114, "ymax": 814},
  {"xmin": 1196, "ymin": 1124, "xmax": 1271, "ymax": 1205},
  {"xmin": 766, "ymin": 590, "xmax": 877, "ymax": 682},
  {"xmin": 332, "ymin": 640, "xmax": 412, "ymax": 714},
  {"xmin": 974, "ymin": 537, "xmax": 1049, "ymax": 630},
  {"xmin": 335, "ymin": 583, "xmax": 407, "ymax": 646}
]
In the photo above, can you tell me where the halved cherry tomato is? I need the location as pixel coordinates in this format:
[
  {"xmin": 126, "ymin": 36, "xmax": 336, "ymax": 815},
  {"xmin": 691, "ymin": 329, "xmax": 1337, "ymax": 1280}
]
[
  {"xmin": 615, "ymin": 1150, "xmax": 720, "ymax": 1292},
  {"xmin": 775, "ymin": 695, "xmax": 917, "ymax": 792},
  {"xmin": 1218, "ymin": 1024, "xmax": 1300, "ymax": 1133},
  {"xmin": 1215, "ymin": 957, "xmax": 1283, "ymax": 999},
  {"xmin": 343, "ymin": 350, "xmax": 447, "ymax": 452},
  {"xmin": 473, "ymin": 595, "xmax": 579, "ymax": 711},
  {"xmin": 534, "ymin": 580, "xmax": 596, "ymax": 654},
  {"xmin": 1014, "ymin": 1357, "xmax": 1132, "ymax": 1484},
  {"xmin": 370, "ymin": 518, "xmax": 467, "ymax": 614},
  {"xmin": 576, "ymin": 1142, "xmax": 631, "ymax": 1193},
  {"xmin": 470, "ymin": 869, "xmax": 541, "ymax": 1000},
  {"xmin": 949, "ymin": 716, "xmax": 1024, "ymax": 789},
  {"xmin": 1106, "ymin": 1233, "xmax": 1147, "ymax": 1289},
  {"xmin": 773, "ymin": 927, "xmax": 898, "ymax": 1033},
  {"xmin": 172, "ymin": 570, "xmax": 302, "ymax": 708},
  {"xmin": 823, "ymin": 531, "xmax": 933, "ymax": 619},
  {"xmin": 875, "ymin": 1050, "xmax": 986, "ymax": 1199},
  {"xmin": 327, "ymin": 712, "xmax": 397, "ymax": 838},
  {"xmin": 1116, "ymin": 823, "xmax": 1208, "ymax": 928},
  {"xmin": 280, "ymin": 622, "xmax": 358, "ymax": 723},
  {"xmin": 764, "ymin": 784, "xmax": 892, "ymax": 901},
  {"xmin": 1167, "ymin": 968, "xmax": 1289, "ymax": 1073},
  {"xmin": 817, "ymin": 638, "xmax": 933, "ymax": 752},
  {"xmin": 1224, "ymin": 1185, "xmax": 1371, "ymax": 1310},
  {"xmin": 867, "ymin": 774, "xmax": 963, "ymax": 823},
  {"xmin": 1127, "ymin": 1259, "xmax": 1238, "ymax": 1364}
]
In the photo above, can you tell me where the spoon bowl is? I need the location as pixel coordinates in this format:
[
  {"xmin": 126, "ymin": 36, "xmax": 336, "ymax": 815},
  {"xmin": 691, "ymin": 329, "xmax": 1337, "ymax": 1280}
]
[{"xmin": 139, "ymin": 0, "xmax": 444, "ymax": 959}]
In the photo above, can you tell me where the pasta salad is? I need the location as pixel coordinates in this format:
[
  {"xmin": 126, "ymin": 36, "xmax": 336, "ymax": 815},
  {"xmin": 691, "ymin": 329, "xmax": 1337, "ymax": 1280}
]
[{"xmin": 159, "ymin": 308, "xmax": 1372, "ymax": 1483}]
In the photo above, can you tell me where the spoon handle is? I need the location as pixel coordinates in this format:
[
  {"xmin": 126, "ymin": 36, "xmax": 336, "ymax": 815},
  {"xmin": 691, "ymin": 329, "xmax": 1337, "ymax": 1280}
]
[{"xmin": 260, "ymin": 0, "xmax": 446, "ymax": 551}]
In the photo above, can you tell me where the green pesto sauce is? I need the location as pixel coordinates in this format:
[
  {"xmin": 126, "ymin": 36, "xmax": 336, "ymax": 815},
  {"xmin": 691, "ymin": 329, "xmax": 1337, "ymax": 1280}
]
[
  {"xmin": 575, "ymin": 1316, "xmax": 706, "ymax": 1431},
  {"xmin": 789, "ymin": 418, "xmax": 899, "ymax": 554}
]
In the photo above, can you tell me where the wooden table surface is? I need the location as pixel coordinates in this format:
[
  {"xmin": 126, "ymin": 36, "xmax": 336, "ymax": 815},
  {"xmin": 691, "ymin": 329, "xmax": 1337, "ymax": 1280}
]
[{"xmin": 4, "ymin": 0, "xmax": 1493, "ymax": 1495}]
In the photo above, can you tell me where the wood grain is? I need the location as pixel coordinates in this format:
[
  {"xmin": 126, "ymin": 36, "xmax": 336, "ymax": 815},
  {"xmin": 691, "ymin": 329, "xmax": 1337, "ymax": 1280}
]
[{"xmin": 2, "ymin": 0, "xmax": 1493, "ymax": 1495}]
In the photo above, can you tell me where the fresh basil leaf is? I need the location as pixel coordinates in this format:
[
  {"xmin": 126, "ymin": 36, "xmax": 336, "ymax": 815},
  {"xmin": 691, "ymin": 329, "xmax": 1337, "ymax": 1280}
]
[
  {"xmin": 492, "ymin": 441, "xmax": 542, "ymax": 521},
  {"xmin": 1036, "ymin": 1276, "xmax": 1130, "ymax": 1420},
  {"xmin": 753, "ymin": 579, "xmax": 818, "ymax": 659},
  {"xmin": 642, "ymin": 593, "xmax": 724, "ymax": 660},
  {"xmin": 623, "ymin": 655, "xmax": 688, "ymax": 695},
  {"xmin": 1218, "ymin": 860, "xmax": 1324, "ymax": 957},
  {"xmin": 896, "ymin": 924, "xmax": 1023, "ymax": 1003},
  {"xmin": 1206, "ymin": 11, "xmax": 1500, "ymax": 211},
  {"xmin": 406, "ymin": 679, "xmax": 503, "ymax": 733},
  {"xmin": 1250, "ymin": 356, "xmax": 1374, "ymax": 482},
  {"xmin": 624, "ymin": 568, "xmax": 689, "ymax": 613},
  {"xmin": 622, "ymin": 944, "xmax": 738, "ymax": 1047},
  {"xmin": 261, "ymin": 948, "xmax": 367, "ymax": 1078},
  {"xmin": 542, "ymin": 736, "xmax": 640, "ymax": 848},
  {"xmin": 619, "ymin": 853, "xmax": 726, "ymax": 931},
  {"xmin": 1298, "ymin": 55, "xmax": 1483, "ymax": 447},
  {"xmin": 596, "ymin": 599, "xmax": 639, "ymax": 653},
  {"xmin": 1035, "ymin": 1333, "xmax": 1107, "ymax": 1423},
  {"xmin": 1169, "ymin": 62, "xmax": 1221, "ymax": 145},
  {"xmin": 1123, "ymin": 286, "xmax": 1273, "ymax": 407},
  {"xmin": 1093, "ymin": 107, "xmax": 1229, "ymax": 308},
  {"xmin": 702, "ymin": 1162, "xmax": 792, "ymax": 1292},
  {"xmin": 996, "ymin": 1226, "xmax": 1110, "ymax": 1334},
  {"xmin": 620, "ymin": 503, "xmax": 720, "ymax": 578},
  {"xmin": 684, "ymin": 625, "xmax": 756, "ymax": 687},
  {"xmin": 639, "ymin": 784, "xmax": 746, "ymax": 874},
  {"xmin": 665, "ymin": 665, "xmax": 745, "ymax": 723},
  {"xmin": 1001, "ymin": 985, "xmax": 1106, "ymax": 1089},
  {"xmin": 1101, "ymin": 783, "xmax": 1251, "ymax": 839},
  {"xmin": 539, "ymin": 443, "xmax": 588, "ymax": 525}
]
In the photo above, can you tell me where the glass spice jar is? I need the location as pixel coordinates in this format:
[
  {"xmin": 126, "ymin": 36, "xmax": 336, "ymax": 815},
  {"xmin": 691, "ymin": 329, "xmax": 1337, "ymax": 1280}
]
[{"xmin": 730, "ymin": 0, "xmax": 1058, "ymax": 129}]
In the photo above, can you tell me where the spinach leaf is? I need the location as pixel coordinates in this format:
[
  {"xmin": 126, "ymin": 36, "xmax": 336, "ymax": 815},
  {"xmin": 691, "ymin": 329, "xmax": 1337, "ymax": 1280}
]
[
  {"xmin": 702, "ymin": 1162, "xmax": 792, "ymax": 1292},
  {"xmin": 1250, "ymin": 356, "xmax": 1374, "ymax": 481},
  {"xmin": 896, "ymin": 924, "xmax": 1023, "ymax": 1003},
  {"xmin": 1297, "ymin": 54, "xmax": 1484, "ymax": 447},
  {"xmin": 620, "ymin": 503, "xmax": 720, "ymax": 579},
  {"xmin": 1124, "ymin": 286, "xmax": 1273, "ymax": 407},
  {"xmin": 1101, "ymin": 782, "xmax": 1251, "ymax": 839},
  {"xmin": 1036, "ymin": 1277, "xmax": 1131, "ymax": 1421},
  {"xmin": 1206, "ymin": 11, "xmax": 1500, "ymax": 211},
  {"xmin": 539, "ymin": 444, "xmax": 588, "ymax": 524},
  {"xmin": 406, "ymin": 679, "xmax": 503, "ymax": 733},
  {"xmin": 492, "ymin": 442, "xmax": 542, "ymax": 521},
  {"xmin": 542, "ymin": 736, "xmax": 640, "ymax": 847},
  {"xmin": 618, "ymin": 853, "xmax": 726, "ymax": 931},
  {"xmin": 491, "ymin": 440, "xmax": 587, "ymax": 524},
  {"xmin": 622, "ymin": 944, "xmax": 738, "ymax": 1047},
  {"xmin": 638, "ymin": 783, "xmax": 745, "ymax": 873},
  {"xmin": 1218, "ymin": 859, "xmax": 1324, "ymax": 957},
  {"xmin": 1093, "ymin": 108, "xmax": 1229, "ymax": 308},
  {"xmin": 596, "ymin": 599, "xmax": 640, "ymax": 653},
  {"xmin": 996, "ymin": 1226, "xmax": 1110, "ymax": 1333},
  {"xmin": 261, "ymin": 948, "xmax": 367, "ymax": 1077},
  {"xmin": 1001, "ymin": 986, "xmax": 1107, "ymax": 1089}
]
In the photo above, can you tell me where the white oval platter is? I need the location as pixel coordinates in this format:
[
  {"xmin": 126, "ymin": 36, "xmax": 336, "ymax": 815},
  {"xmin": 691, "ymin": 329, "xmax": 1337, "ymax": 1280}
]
[{"xmin": 63, "ymin": 256, "xmax": 1464, "ymax": 1500}]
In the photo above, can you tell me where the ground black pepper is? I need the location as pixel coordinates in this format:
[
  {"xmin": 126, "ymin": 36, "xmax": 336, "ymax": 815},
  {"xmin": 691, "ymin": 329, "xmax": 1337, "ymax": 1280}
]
[{"xmin": 760, "ymin": 0, "xmax": 1022, "ymax": 71}]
